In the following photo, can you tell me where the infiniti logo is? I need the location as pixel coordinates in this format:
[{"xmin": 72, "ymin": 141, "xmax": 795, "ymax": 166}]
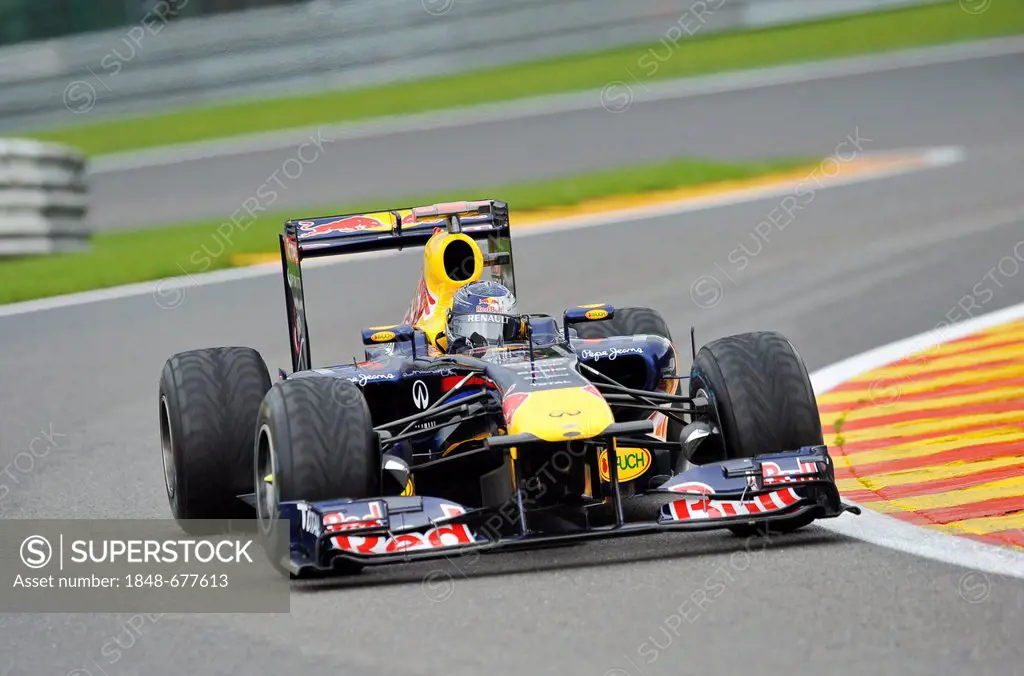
[
  {"xmin": 412, "ymin": 380, "xmax": 430, "ymax": 410},
  {"xmin": 548, "ymin": 410, "xmax": 581, "ymax": 417}
]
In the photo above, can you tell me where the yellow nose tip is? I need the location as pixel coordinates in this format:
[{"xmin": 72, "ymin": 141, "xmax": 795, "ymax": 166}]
[{"xmin": 506, "ymin": 386, "xmax": 614, "ymax": 442}]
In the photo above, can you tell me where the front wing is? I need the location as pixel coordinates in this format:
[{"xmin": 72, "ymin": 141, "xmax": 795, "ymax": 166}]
[{"xmin": 277, "ymin": 445, "xmax": 858, "ymax": 576}]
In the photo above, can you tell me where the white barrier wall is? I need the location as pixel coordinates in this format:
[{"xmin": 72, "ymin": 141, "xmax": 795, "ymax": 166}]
[
  {"xmin": 0, "ymin": 0, "xmax": 943, "ymax": 131},
  {"xmin": 0, "ymin": 139, "xmax": 89, "ymax": 255}
]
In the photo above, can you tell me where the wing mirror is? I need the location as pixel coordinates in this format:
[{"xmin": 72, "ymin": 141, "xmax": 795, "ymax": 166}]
[{"xmin": 562, "ymin": 304, "xmax": 615, "ymax": 341}]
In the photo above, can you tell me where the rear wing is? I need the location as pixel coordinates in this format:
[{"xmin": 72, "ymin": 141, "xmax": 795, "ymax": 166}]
[
  {"xmin": 284, "ymin": 200, "xmax": 510, "ymax": 257},
  {"xmin": 279, "ymin": 199, "xmax": 514, "ymax": 372}
]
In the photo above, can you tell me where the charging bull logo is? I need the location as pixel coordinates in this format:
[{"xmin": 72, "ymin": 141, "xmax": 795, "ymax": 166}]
[
  {"xmin": 477, "ymin": 297, "xmax": 503, "ymax": 313},
  {"xmin": 298, "ymin": 216, "xmax": 384, "ymax": 238}
]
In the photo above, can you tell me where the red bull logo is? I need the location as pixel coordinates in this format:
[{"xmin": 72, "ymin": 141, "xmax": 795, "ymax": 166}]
[
  {"xmin": 476, "ymin": 297, "xmax": 503, "ymax": 313},
  {"xmin": 298, "ymin": 215, "xmax": 383, "ymax": 238}
]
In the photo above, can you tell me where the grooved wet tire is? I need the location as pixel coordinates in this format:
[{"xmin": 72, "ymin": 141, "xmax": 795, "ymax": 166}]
[
  {"xmin": 255, "ymin": 377, "xmax": 380, "ymax": 575},
  {"xmin": 572, "ymin": 306, "xmax": 672, "ymax": 341},
  {"xmin": 159, "ymin": 347, "xmax": 271, "ymax": 533},
  {"xmin": 690, "ymin": 331, "xmax": 822, "ymax": 535},
  {"xmin": 256, "ymin": 378, "xmax": 379, "ymax": 504}
]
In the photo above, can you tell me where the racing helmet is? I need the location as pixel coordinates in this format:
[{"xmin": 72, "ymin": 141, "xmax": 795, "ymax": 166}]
[{"xmin": 446, "ymin": 280, "xmax": 524, "ymax": 351}]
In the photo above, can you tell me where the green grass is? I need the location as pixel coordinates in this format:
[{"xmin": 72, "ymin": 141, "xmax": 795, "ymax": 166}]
[
  {"xmin": 0, "ymin": 155, "xmax": 808, "ymax": 304},
  {"xmin": 27, "ymin": 2, "xmax": 1024, "ymax": 156}
]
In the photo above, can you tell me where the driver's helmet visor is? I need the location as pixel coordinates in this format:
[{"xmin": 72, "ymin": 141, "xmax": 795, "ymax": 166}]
[{"xmin": 449, "ymin": 313, "xmax": 525, "ymax": 346}]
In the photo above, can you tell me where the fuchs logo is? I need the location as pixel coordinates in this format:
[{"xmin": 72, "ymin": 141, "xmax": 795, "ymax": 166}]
[
  {"xmin": 369, "ymin": 330, "xmax": 396, "ymax": 342},
  {"xmin": 299, "ymin": 216, "xmax": 382, "ymax": 238},
  {"xmin": 580, "ymin": 347, "xmax": 644, "ymax": 361},
  {"xmin": 598, "ymin": 447, "xmax": 652, "ymax": 482}
]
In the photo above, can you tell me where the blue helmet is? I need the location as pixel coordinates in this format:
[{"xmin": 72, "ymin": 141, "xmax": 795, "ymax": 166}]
[{"xmin": 446, "ymin": 281, "xmax": 523, "ymax": 351}]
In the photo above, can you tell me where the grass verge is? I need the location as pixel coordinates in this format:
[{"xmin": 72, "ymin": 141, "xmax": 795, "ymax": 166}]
[
  {"xmin": 28, "ymin": 2, "xmax": 1024, "ymax": 156},
  {"xmin": 0, "ymin": 155, "xmax": 809, "ymax": 304}
]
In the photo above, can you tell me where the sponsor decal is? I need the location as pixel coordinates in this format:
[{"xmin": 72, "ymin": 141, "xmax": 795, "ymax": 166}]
[
  {"xmin": 667, "ymin": 480, "xmax": 715, "ymax": 495},
  {"xmin": 548, "ymin": 410, "xmax": 581, "ymax": 418},
  {"xmin": 761, "ymin": 460, "xmax": 820, "ymax": 485},
  {"xmin": 331, "ymin": 504, "xmax": 473, "ymax": 554},
  {"xmin": 297, "ymin": 502, "xmax": 321, "ymax": 537},
  {"xmin": 347, "ymin": 372, "xmax": 397, "ymax": 387},
  {"xmin": 401, "ymin": 478, "xmax": 415, "ymax": 497},
  {"xmin": 504, "ymin": 358, "xmax": 582, "ymax": 388},
  {"xmin": 462, "ymin": 313, "xmax": 506, "ymax": 324},
  {"xmin": 412, "ymin": 380, "xmax": 430, "ymax": 410},
  {"xmin": 370, "ymin": 330, "xmax": 396, "ymax": 342},
  {"xmin": 530, "ymin": 380, "xmax": 574, "ymax": 389},
  {"xmin": 502, "ymin": 393, "xmax": 530, "ymax": 425},
  {"xmin": 599, "ymin": 447, "xmax": 652, "ymax": 482},
  {"xmin": 441, "ymin": 374, "xmax": 494, "ymax": 391},
  {"xmin": 648, "ymin": 411, "xmax": 669, "ymax": 441},
  {"xmin": 405, "ymin": 277, "xmax": 438, "ymax": 326},
  {"xmin": 580, "ymin": 303, "xmax": 607, "ymax": 309},
  {"xmin": 585, "ymin": 309, "xmax": 609, "ymax": 320},
  {"xmin": 664, "ymin": 488, "xmax": 801, "ymax": 522},
  {"xmin": 284, "ymin": 236, "xmax": 299, "ymax": 263},
  {"xmin": 323, "ymin": 502, "xmax": 387, "ymax": 550},
  {"xmin": 579, "ymin": 347, "xmax": 644, "ymax": 361},
  {"xmin": 406, "ymin": 367, "xmax": 456, "ymax": 378},
  {"xmin": 476, "ymin": 297, "xmax": 503, "ymax": 313},
  {"xmin": 298, "ymin": 215, "xmax": 384, "ymax": 238},
  {"xmin": 322, "ymin": 501, "xmax": 386, "ymax": 531},
  {"xmin": 509, "ymin": 359, "xmax": 572, "ymax": 379},
  {"xmin": 291, "ymin": 304, "xmax": 305, "ymax": 363}
]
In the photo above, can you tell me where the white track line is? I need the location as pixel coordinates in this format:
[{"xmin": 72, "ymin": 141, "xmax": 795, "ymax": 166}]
[
  {"xmin": 90, "ymin": 36, "xmax": 1024, "ymax": 174},
  {"xmin": 0, "ymin": 147, "xmax": 962, "ymax": 319},
  {"xmin": 811, "ymin": 302, "xmax": 1024, "ymax": 579}
]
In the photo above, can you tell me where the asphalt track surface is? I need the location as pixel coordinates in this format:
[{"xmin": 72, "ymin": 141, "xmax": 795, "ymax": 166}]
[
  {"xmin": 3, "ymin": 54, "xmax": 1024, "ymax": 675},
  {"xmin": 93, "ymin": 49, "xmax": 1024, "ymax": 230}
]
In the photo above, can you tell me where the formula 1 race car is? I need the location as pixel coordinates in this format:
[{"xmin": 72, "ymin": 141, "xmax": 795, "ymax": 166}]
[{"xmin": 158, "ymin": 199, "xmax": 858, "ymax": 576}]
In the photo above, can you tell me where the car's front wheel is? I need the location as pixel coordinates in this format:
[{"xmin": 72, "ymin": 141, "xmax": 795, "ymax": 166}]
[
  {"xmin": 254, "ymin": 377, "xmax": 380, "ymax": 573},
  {"xmin": 690, "ymin": 331, "xmax": 823, "ymax": 535}
]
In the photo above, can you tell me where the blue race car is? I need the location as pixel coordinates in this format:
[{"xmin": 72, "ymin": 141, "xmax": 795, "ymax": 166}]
[{"xmin": 158, "ymin": 199, "xmax": 858, "ymax": 576}]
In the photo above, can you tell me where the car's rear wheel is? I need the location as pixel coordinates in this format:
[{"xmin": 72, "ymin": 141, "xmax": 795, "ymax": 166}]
[
  {"xmin": 572, "ymin": 306, "xmax": 671, "ymax": 341},
  {"xmin": 159, "ymin": 347, "xmax": 271, "ymax": 534},
  {"xmin": 690, "ymin": 331, "xmax": 822, "ymax": 535},
  {"xmin": 255, "ymin": 377, "xmax": 380, "ymax": 573},
  {"xmin": 573, "ymin": 306, "xmax": 683, "ymax": 464}
]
